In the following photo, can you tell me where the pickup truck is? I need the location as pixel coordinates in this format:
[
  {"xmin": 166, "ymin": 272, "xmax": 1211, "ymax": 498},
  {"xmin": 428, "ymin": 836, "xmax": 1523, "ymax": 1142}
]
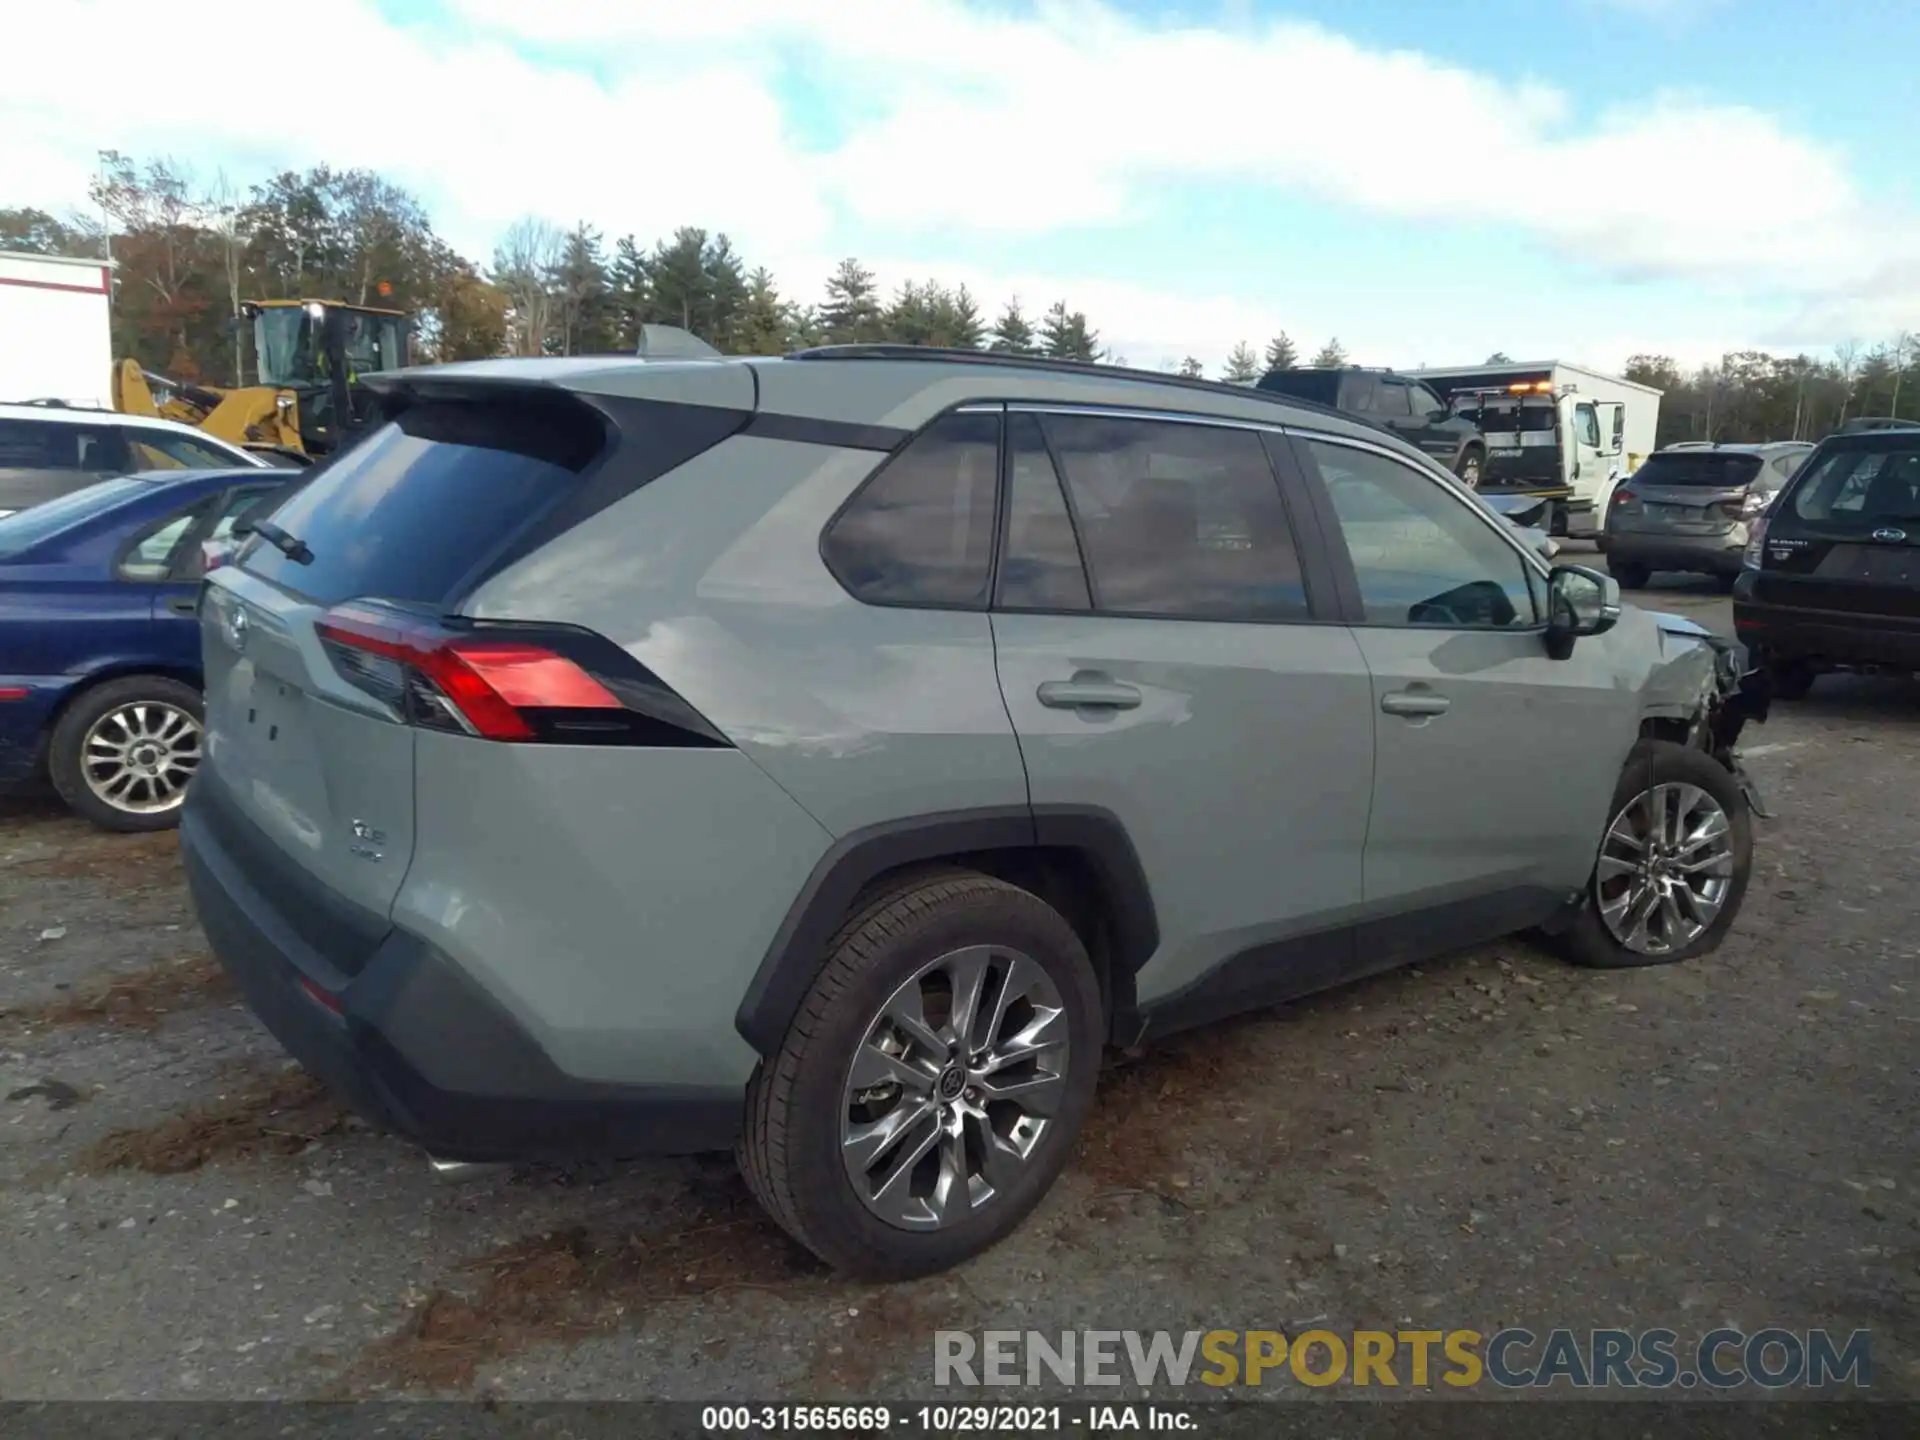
[{"xmin": 1256, "ymin": 366, "xmax": 1489, "ymax": 487}]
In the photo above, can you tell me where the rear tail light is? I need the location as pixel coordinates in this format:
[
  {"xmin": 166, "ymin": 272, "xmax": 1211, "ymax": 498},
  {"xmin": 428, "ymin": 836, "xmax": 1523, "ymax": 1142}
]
[
  {"xmin": 314, "ymin": 600, "xmax": 726, "ymax": 748},
  {"xmin": 1612, "ymin": 488, "xmax": 1637, "ymax": 507},
  {"xmin": 1742, "ymin": 516, "xmax": 1770, "ymax": 569}
]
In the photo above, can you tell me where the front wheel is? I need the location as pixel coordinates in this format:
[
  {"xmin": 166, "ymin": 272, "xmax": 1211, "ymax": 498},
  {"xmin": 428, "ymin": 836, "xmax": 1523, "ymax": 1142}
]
[
  {"xmin": 739, "ymin": 871, "xmax": 1102, "ymax": 1279},
  {"xmin": 47, "ymin": 676, "xmax": 204, "ymax": 833},
  {"xmin": 1553, "ymin": 740, "xmax": 1752, "ymax": 969},
  {"xmin": 1455, "ymin": 448, "xmax": 1484, "ymax": 489}
]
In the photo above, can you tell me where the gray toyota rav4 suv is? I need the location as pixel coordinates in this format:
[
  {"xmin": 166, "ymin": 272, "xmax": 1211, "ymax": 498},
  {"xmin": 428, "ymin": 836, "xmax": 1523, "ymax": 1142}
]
[{"xmin": 182, "ymin": 344, "xmax": 1770, "ymax": 1279}]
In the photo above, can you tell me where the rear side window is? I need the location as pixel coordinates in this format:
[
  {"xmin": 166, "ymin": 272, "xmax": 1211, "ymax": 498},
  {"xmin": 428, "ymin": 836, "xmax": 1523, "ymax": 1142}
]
[
  {"xmin": 1636, "ymin": 452, "xmax": 1764, "ymax": 488},
  {"xmin": 1255, "ymin": 371, "xmax": 1340, "ymax": 406},
  {"xmin": 1788, "ymin": 443, "xmax": 1920, "ymax": 528},
  {"xmin": 1041, "ymin": 413, "xmax": 1309, "ymax": 621},
  {"xmin": 238, "ymin": 400, "xmax": 608, "ymax": 606},
  {"xmin": 822, "ymin": 410, "xmax": 999, "ymax": 608},
  {"xmin": 0, "ymin": 420, "xmax": 122, "ymax": 472}
]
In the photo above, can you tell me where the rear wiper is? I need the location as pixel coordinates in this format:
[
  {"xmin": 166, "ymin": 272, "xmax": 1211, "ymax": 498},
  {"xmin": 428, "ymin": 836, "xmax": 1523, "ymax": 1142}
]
[{"xmin": 247, "ymin": 519, "xmax": 313, "ymax": 565}]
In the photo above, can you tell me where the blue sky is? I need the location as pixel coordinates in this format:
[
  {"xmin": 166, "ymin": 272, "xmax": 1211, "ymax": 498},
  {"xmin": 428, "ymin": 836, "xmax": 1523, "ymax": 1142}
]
[{"xmin": 9, "ymin": 0, "xmax": 1917, "ymax": 374}]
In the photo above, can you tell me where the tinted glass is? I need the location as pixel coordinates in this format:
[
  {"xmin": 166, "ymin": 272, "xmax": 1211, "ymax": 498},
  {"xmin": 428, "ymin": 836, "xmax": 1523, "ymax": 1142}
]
[
  {"xmin": 1788, "ymin": 442, "xmax": 1920, "ymax": 530},
  {"xmin": 0, "ymin": 477, "xmax": 150, "ymax": 557},
  {"xmin": 239, "ymin": 400, "xmax": 607, "ymax": 606},
  {"xmin": 1372, "ymin": 381, "xmax": 1412, "ymax": 417},
  {"xmin": 128, "ymin": 431, "xmax": 245, "ymax": 471},
  {"xmin": 823, "ymin": 410, "xmax": 999, "ymax": 607},
  {"xmin": 1309, "ymin": 440, "xmax": 1538, "ymax": 627},
  {"xmin": 1635, "ymin": 452, "xmax": 1764, "ymax": 488},
  {"xmin": 1408, "ymin": 382, "xmax": 1446, "ymax": 418},
  {"xmin": 1255, "ymin": 371, "xmax": 1340, "ymax": 405},
  {"xmin": 1042, "ymin": 414, "xmax": 1308, "ymax": 620},
  {"xmin": 997, "ymin": 413, "xmax": 1090, "ymax": 611},
  {"xmin": 0, "ymin": 420, "xmax": 118, "ymax": 471}
]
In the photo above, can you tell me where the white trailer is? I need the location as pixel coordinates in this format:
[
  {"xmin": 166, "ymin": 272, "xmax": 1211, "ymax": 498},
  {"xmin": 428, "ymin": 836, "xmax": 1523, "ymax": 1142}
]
[
  {"xmin": 0, "ymin": 250, "xmax": 115, "ymax": 409},
  {"xmin": 1410, "ymin": 360, "xmax": 1661, "ymax": 537}
]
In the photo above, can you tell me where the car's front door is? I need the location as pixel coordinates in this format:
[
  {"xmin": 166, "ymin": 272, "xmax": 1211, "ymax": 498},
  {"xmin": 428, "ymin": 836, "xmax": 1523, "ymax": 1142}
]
[
  {"xmin": 989, "ymin": 407, "xmax": 1377, "ymax": 1022},
  {"xmin": 1403, "ymin": 379, "xmax": 1458, "ymax": 464},
  {"xmin": 1291, "ymin": 434, "xmax": 1641, "ymax": 955}
]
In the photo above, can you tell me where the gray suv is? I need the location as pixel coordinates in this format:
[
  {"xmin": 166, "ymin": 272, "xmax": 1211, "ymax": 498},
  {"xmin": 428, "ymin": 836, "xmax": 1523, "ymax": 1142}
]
[
  {"xmin": 181, "ymin": 344, "xmax": 1770, "ymax": 1279},
  {"xmin": 1602, "ymin": 441, "xmax": 1814, "ymax": 587}
]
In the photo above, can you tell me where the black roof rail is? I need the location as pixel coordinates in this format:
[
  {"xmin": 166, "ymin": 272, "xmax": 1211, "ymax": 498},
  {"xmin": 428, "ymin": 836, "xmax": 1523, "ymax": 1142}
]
[{"xmin": 784, "ymin": 343, "xmax": 1353, "ymax": 425}]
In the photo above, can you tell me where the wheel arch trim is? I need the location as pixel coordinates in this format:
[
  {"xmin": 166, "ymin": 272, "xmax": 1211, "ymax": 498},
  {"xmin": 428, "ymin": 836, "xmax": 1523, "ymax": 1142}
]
[{"xmin": 732, "ymin": 804, "xmax": 1159, "ymax": 1056}]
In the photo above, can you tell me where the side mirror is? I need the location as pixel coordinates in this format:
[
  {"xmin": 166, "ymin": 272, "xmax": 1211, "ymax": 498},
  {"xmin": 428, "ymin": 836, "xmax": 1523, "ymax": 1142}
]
[{"xmin": 1544, "ymin": 564, "xmax": 1620, "ymax": 659}]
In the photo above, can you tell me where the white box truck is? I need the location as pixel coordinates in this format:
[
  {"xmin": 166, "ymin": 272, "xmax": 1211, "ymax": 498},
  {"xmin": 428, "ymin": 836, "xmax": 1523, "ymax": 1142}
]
[
  {"xmin": 1410, "ymin": 359, "xmax": 1661, "ymax": 537},
  {"xmin": 0, "ymin": 250, "xmax": 115, "ymax": 409}
]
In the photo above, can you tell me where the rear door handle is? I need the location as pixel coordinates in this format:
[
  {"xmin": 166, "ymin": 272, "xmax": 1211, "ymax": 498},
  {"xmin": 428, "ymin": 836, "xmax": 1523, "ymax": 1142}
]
[
  {"xmin": 1381, "ymin": 689, "xmax": 1450, "ymax": 717},
  {"xmin": 1037, "ymin": 678, "xmax": 1142, "ymax": 710},
  {"xmin": 163, "ymin": 595, "xmax": 199, "ymax": 616}
]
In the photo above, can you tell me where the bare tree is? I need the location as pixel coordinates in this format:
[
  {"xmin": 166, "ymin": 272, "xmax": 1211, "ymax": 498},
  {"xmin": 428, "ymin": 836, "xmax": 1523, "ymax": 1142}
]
[
  {"xmin": 206, "ymin": 170, "xmax": 249, "ymax": 385},
  {"xmin": 1833, "ymin": 339, "xmax": 1862, "ymax": 424},
  {"xmin": 1893, "ymin": 331, "xmax": 1915, "ymax": 420},
  {"xmin": 492, "ymin": 216, "xmax": 565, "ymax": 356}
]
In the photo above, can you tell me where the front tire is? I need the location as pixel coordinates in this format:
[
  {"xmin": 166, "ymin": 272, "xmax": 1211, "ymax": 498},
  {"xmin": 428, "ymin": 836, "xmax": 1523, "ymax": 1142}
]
[
  {"xmin": 47, "ymin": 676, "xmax": 204, "ymax": 833},
  {"xmin": 739, "ymin": 870, "xmax": 1102, "ymax": 1279},
  {"xmin": 1609, "ymin": 560, "xmax": 1652, "ymax": 590},
  {"xmin": 1554, "ymin": 739, "xmax": 1752, "ymax": 970},
  {"xmin": 1455, "ymin": 448, "xmax": 1484, "ymax": 489}
]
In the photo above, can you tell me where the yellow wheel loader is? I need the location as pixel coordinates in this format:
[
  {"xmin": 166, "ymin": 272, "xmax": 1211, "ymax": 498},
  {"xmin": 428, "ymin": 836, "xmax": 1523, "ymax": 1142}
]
[{"xmin": 112, "ymin": 299, "xmax": 409, "ymax": 463}]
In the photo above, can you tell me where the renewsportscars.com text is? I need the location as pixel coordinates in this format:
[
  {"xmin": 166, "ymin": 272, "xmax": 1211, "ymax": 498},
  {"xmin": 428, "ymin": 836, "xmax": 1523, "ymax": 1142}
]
[{"xmin": 933, "ymin": 1327, "xmax": 1872, "ymax": 1390}]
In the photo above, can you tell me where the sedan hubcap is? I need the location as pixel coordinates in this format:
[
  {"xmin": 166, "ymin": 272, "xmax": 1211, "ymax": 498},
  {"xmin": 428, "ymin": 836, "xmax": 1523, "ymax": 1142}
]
[
  {"xmin": 82, "ymin": 702, "xmax": 202, "ymax": 815},
  {"xmin": 841, "ymin": 945, "xmax": 1069, "ymax": 1230},
  {"xmin": 1595, "ymin": 781, "xmax": 1735, "ymax": 955}
]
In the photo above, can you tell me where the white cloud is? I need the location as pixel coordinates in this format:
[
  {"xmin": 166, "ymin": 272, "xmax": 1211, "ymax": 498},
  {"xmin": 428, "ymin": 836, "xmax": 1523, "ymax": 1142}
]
[{"xmin": 9, "ymin": 0, "xmax": 1915, "ymax": 365}]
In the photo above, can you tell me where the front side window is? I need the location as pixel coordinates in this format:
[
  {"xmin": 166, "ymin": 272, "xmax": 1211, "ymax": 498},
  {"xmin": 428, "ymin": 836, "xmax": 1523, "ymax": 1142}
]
[
  {"xmin": 1576, "ymin": 404, "xmax": 1602, "ymax": 450},
  {"xmin": 1372, "ymin": 380, "xmax": 1412, "ymax": 417},
  {"xmin": 1408, "ymin": 382, "xmax": 1446, "ymax": 419},
  {"xmin": 1041, "ymin": 413, "xmax": 1309, "ymax": 621},
  {"xmin": 1308, "ymin": 439, "xmax": 1539, "ymax": 628},
  {"xmin": 118, "ymin": 504, "xmax": 207, "ymax": 581},
  {"xmin": 823, "ymin": 410, "xmax": 999, "ymax": 608},
  {"xmin": 0, "ymin": 420, "xmax": 119, "ymax": 471}
]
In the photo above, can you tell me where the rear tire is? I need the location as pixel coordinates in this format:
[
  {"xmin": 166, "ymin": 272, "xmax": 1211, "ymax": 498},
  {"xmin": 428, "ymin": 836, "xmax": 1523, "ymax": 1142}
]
[
  {"xmin": 739, "ymin": 870, "xmax": 1102, "ymax": 1279},
  {"xmin": 47, "ymin": 676, "xmax": 204, "ymax": 833},
  {"xmin": 1609, "ymin": 560, "xmax": 1652, "ymax": 590},
  {"xmin": 1553, "ymin": 739, "xmax": 1752, "ymax": 970}
]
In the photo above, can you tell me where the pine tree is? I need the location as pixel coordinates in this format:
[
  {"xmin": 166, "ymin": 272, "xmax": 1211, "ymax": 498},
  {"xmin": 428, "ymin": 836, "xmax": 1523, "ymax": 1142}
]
[
  {"xmin": 703, "ymin": 233, "xmax": 749, "ymax": 351},
  {"xmin": 821, "ymin": 258, "xmax": 883, "ymax": 344},
  {"xmin": 737, "ymin": 267, "xmax": 796, "ymax": 354},
  {"xmin": 938, "ymin": 284, "xmax": 986, "ymax": 350},
  {"xmin": 1263, "ymin": 333, "xmax": 1298, "ymax": 372},
  {"xmin": 885, "ymin": 279, "xmax": 937, "ymax": 345},
  {"xmin": 550, "ymin": 223, "xmax": 615, "ymax": 355},
  {"xmin": 1040, "ymin": 300, "xmax": 1101, "ymax": 362},
  {"xmin": 1221, "ymin": 341, "xmax": 1260, "ymax": 384},
  {"xmin": 609, "ymin": 234, "xmax": 648, "ymax": 350},
  {"xmin": 990, "ymin": 297, "xmax": 1037, "ymax": 354},
  {"xmin": 1310, "ymin": 337, "xmax": 1348, "ymax": 367},
  {"xmin": 646, "ymin": 227, "xmax": 712, "ymax": 336},
  {"xmin": 1177, "ymin": 356, "xmax": 1205, "ymax": 378}
]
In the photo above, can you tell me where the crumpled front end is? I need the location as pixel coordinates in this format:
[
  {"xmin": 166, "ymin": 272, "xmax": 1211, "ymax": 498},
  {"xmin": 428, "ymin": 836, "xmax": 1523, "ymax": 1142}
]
[{"xmin": 1641, "ymin": 609, "xmax": 1773, "ymax": 813}]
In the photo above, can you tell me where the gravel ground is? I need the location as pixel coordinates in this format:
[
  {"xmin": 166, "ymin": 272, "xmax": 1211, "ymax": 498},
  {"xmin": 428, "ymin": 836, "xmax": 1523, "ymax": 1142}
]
[{"xmin": 2, "ymin": 574, "xmax": 1915, "ymax": 1404}]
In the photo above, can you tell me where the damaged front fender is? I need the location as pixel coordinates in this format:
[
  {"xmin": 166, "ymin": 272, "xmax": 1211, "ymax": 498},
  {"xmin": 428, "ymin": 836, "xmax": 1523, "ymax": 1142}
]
[{"xmin": 1640, "ymin": 608, "xmax": 1773, "ymax": 815}]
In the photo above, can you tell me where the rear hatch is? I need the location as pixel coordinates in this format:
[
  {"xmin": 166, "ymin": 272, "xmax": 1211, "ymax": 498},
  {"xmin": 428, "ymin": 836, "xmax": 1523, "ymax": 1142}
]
[
  {"xmin": 1753, "ymin": 434, "xmax": 1920, "ymax": 620},
  {"xmin": 1612, "ymin": 450, "xmax": 1764, "ymax": 535},
  {"xmin": 194, "ymin": 391, "xmax": 621, "ymax": 977}
]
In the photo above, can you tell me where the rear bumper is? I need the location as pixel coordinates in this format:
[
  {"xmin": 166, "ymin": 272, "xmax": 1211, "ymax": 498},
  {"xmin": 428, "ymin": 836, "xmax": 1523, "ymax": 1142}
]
[
  {"xmin": 179, "ymin": 786, "xmax": 743, "ymax": 1162},
  {"xmin": 1731, "ymin": 587, "xmax": 1920, "ymax": 671},
  {"xmin": 0, "ymin": 677, "xmax": 75, "ymax": 788},
  {"xmin": 1603, "ymin": 530, "xmax": 1745, "ymax": 575}
]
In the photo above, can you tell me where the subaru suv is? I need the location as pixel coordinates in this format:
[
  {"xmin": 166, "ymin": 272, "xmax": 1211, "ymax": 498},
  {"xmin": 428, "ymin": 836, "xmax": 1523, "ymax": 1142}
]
[
  {"xmin": 1733, "ymin": 425, "xmax": 1920, "ymax": 698},
  {"xmin": 182, "ymin": 343, "xmax": 1769, "ymax": 1279},
  {"xmin": 1602, "ymin": 441, "xmax": 1813, "ymax": 588}
]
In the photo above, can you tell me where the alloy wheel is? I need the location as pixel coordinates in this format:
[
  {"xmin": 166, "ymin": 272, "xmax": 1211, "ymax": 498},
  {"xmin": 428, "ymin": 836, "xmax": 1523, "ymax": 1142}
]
[
  {"xmin": 81, "ymin": 701, "xmax": 202, "ymax": 816},
  {"xmin": 841, "ymin": 945, "xmax": 1070, "ymax": 1230},
  {"xmin": 1594, "ymin": 781, "xmax": 1736, "ymax": 955}
]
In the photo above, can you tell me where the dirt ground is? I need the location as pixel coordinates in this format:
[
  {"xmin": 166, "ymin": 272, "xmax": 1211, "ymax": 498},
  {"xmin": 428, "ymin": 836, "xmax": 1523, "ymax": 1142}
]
[{"xmin": 2, "ymin": 569, "xmax": 1916, "ymax": 1403}]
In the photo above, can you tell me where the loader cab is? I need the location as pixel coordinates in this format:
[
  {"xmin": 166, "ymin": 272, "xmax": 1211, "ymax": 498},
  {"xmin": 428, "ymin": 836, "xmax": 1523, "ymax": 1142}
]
[{"xmin": 243, "ymin": 300, "xmax": 409, "ymax": 456}]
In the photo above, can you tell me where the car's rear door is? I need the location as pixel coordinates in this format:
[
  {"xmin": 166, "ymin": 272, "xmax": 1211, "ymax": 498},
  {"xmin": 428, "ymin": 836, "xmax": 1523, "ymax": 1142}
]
[
  {"xmin": 194, "ymin": 396, "xmax": 617, "ymax": 974},
  {"xmin": 988, "ymin": 406, "xmax": 1376, "ymax": 1027},
  {"xmin": 1754, "ymin": 434, "xmax": 1920, "ymax": 633}
]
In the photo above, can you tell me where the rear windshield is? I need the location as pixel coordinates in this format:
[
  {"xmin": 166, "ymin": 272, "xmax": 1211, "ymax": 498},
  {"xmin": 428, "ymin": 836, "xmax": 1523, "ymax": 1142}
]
[
  {"xmin": 238, "ymin": 400, "xmax": 607, "ymax": 606},
  {"xmin": 1633, "ymin": 452, "xmax": 1764, "ymax": 488},
  {"xmin": 1452, "ymin": 400, "xmax": 1556, "ymax": 433},
  {"xmin": 0, "ymin": 477, "xmax": 150, "ymax": 557},
  {"xmin": 1787, "ymin": 441, "xmax": 1920, "ymax": 530},
  {"xmin": 1255, "ymin": 371, "xmax": 1340, "ymax": 405}
]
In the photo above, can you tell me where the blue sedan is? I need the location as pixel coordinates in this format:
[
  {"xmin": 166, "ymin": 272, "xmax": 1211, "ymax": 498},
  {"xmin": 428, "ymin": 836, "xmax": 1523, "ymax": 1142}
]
[{"xmin": 0, "ymin": 468, "xmax": 300, "ymax": 830}]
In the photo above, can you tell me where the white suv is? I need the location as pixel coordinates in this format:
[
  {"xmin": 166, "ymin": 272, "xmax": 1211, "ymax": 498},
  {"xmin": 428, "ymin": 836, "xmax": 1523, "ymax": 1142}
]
[{"xmin": 0, "ymin": 402, "xmax": 270, "ymax": 516}]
